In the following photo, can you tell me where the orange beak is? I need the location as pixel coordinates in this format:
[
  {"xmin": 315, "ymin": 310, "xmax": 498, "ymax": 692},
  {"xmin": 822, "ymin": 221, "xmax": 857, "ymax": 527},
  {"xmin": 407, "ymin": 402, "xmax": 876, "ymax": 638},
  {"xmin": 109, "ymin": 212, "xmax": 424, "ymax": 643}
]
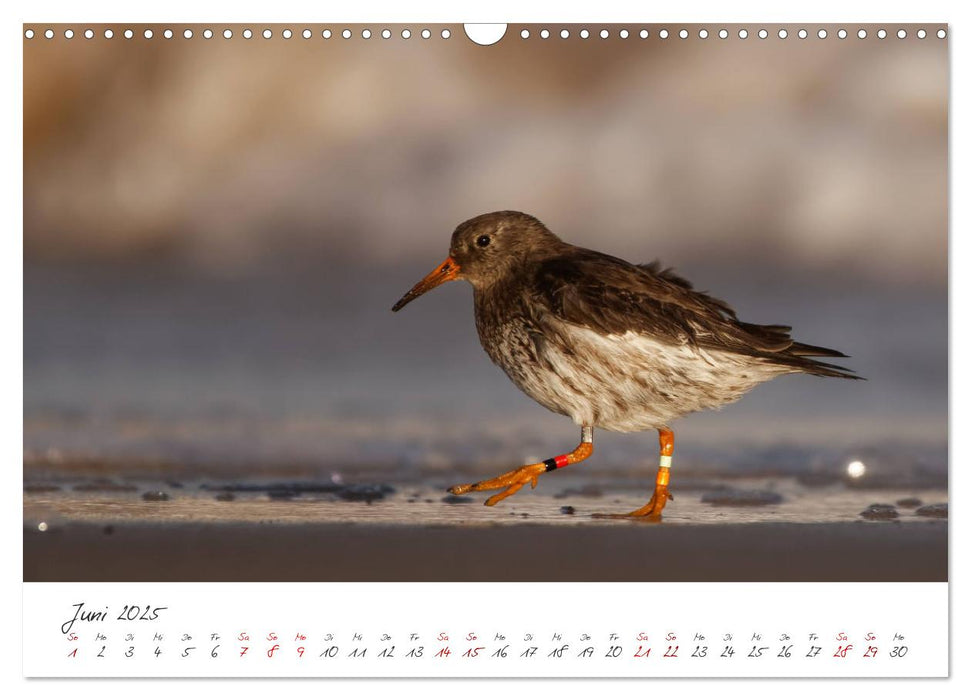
[{"xmin": 391, "ymin": 257, "xmax": 461, "ymax": 312}]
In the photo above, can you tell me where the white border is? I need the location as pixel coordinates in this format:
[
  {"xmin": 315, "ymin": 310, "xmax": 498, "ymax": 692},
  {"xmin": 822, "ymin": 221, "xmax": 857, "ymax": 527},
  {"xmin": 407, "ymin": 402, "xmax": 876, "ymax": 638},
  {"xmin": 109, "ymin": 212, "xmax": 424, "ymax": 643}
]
[
  {"xmin": 7, "ymin": 0, "xmax": 963, "ymax": 697},
  {"xmin": 23, "ymin": 582, "xmax": 948, "ymax": 678},
  {"xmin": 4, "ymin": 0, "xmax": 962, "ymax": 22}
]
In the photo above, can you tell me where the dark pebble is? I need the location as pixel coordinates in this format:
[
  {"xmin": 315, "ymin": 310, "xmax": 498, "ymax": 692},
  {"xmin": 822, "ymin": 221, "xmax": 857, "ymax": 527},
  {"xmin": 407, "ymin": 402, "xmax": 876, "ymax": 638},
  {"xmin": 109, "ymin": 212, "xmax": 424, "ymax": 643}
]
[
  {"xmin": 141, "ymin": 491, "xmax": 170, "ymax": 502},
  {"xmin": 702, "ymin": 490, "xmax": 783, "ymax": 506},
  {"xmin": 442, "ymin": 494, "xmax": 474, "ymax": 504},
  {"xmin": 214, "ymin": 492, "xmax": 236, "ymax": 502},
  {"xmin": 860, "ymin": 504, "xmax": 898, "ymax": 520},
  {"xmin": 24, "ymin": 484, "xmax": 62, "ymax": 493},
  {"xmin": 337, "ymin": 484, "xmax": 395, "ymax": 504},
  {"xmin": 896, "ymin": 497, "xmax": 923, "ymax": 508},
  {"xmin": 915, "ymin": 503, "xmax": 948, "ymax": 519},
  {"xmin": 559, "ymin": 505, "xmax": 576, "ymax": 515}
]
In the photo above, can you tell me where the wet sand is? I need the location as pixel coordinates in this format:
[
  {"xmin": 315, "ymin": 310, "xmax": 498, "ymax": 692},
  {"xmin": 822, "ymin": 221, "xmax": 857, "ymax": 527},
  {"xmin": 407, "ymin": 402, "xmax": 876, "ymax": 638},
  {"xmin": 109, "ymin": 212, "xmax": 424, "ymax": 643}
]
[{"xmin": 24, "ymin": 478, "xmax": 947, "ymax": 582}]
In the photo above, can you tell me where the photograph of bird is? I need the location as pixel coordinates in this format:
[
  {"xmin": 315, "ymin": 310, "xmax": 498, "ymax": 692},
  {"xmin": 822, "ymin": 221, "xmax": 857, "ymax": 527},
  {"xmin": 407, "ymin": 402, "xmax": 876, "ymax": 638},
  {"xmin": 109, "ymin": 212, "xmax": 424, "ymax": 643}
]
[{"xmin": 392, "ymin": 211, "xmax": 860, "ymax": 520}]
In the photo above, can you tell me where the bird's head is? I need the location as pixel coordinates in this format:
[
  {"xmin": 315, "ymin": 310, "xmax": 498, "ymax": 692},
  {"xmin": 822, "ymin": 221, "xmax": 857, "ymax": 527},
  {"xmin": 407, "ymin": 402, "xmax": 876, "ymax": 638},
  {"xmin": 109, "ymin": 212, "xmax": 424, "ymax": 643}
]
[{"xmin": 391, "ymin": 210, "xmax": 561, "ymax": 312}]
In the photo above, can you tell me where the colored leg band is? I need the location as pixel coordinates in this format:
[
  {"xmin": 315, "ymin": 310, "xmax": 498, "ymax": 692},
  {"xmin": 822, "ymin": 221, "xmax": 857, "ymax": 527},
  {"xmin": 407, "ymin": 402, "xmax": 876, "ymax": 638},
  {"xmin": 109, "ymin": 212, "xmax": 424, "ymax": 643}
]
[
  {"xmin": 544, "ymin": 454, "xmax": 571, "ymax": 472},
  {"xmin": 659, "ymin": 455, "xmax": 672, "ymax": 468}
]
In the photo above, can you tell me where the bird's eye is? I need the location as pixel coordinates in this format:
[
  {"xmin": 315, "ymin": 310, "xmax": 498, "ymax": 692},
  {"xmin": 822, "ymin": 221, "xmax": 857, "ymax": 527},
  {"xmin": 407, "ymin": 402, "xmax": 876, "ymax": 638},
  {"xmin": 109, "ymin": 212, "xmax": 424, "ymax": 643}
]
[{"xmin": 476, "ymin": 235, "xmax": 491, "ymax": 248}]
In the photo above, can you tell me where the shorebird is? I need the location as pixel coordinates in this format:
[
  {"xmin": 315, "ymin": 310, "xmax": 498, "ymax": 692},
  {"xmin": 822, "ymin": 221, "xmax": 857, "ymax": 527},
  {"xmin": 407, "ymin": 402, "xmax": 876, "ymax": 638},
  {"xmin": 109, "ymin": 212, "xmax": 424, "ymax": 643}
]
[{"xmin": 392, "ymin": 211, "xmax": 859, "ymax": 520}]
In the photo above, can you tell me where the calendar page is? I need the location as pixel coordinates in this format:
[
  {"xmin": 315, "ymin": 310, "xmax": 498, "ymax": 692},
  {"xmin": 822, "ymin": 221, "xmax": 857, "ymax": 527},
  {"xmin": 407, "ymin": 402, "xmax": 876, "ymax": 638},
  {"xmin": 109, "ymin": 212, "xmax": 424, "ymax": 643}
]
[{"xmin": 20, "ymin": 8, "xmax": 950, "ymax": 685}]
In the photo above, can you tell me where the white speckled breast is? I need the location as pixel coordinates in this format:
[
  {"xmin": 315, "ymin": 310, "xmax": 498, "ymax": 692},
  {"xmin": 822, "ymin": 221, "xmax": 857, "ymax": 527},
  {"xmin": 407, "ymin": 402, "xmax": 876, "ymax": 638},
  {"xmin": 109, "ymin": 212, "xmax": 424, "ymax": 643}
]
[{"xmin": 477, "ymin": 313, "xmax": 789, "ymax": 433}]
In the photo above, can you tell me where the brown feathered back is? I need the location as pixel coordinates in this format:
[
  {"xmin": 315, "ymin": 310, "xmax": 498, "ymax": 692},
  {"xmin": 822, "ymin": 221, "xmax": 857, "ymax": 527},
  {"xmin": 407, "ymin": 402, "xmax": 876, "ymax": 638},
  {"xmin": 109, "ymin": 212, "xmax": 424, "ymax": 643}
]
[{"xmin": 528, "ymin": 247, "xmax": 859, "ymax": 379}]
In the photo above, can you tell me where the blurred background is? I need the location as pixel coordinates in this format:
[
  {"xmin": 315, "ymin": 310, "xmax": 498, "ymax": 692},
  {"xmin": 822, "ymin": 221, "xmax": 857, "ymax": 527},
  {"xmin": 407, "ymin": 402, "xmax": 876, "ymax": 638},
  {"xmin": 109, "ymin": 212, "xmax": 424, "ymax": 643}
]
[{"xmin": 24, "ymin": 24, "xmax": 948, "ymax": 485}]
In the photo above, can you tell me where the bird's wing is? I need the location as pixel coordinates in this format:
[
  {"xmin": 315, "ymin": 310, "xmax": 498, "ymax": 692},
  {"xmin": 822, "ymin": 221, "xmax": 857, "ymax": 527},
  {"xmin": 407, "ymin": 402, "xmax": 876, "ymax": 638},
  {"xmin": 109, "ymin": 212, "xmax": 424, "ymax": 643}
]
[{"xmin": 528, "ymin": 248, "xmax": 807, "ymax": 357}]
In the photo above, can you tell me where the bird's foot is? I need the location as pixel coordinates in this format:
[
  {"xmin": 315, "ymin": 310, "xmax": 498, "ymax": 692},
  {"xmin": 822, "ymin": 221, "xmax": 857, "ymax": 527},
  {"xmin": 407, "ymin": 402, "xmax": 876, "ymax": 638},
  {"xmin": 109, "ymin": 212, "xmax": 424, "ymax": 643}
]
[
  {"xmin": 448, "ymin": 462, "xmax": 547, "ymax": 506},
  {"xmin": 592, "ymin": 486, "xmax": 672, "ymax": 522}
]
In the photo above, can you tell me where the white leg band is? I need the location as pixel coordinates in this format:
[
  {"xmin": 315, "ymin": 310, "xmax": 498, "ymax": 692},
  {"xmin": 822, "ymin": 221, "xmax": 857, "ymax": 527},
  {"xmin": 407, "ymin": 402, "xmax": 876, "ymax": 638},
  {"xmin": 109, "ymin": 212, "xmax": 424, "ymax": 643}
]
[{"xmin": 659, "ymin": 455, "xmax": 672, "ymax": 468}]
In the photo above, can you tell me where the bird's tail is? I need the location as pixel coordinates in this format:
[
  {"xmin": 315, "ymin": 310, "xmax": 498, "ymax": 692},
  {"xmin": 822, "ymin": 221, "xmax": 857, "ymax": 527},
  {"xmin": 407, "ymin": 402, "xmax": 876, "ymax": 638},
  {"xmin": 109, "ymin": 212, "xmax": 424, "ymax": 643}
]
[
  {"xmin": 777, "ymin": 340, "xmax": 863, "ymax": 380},
  {"xmin": 733, "ymin": 321, "xmax": 863, "ymax": 380}
]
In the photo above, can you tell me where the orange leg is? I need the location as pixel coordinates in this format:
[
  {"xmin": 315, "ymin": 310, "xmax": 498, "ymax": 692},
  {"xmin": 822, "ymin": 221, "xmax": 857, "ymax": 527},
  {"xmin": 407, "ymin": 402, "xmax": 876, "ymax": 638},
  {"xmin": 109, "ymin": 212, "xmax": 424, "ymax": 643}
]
[
  {"xmin": 595, "ymin": 428, "xmax": 674, "ymax": 522},
  {"xmin": 449, "ymin": 427, "xmax": 594, "ymax": 506}
]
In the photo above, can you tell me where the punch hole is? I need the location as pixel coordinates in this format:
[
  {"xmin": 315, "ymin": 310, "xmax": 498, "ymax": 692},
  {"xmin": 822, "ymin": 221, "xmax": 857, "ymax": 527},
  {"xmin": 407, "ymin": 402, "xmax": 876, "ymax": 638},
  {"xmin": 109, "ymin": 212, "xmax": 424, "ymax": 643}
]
[
  {"xmin": 464, "ymin": 24, "xmax": 506, "ymax": 46},
  {"xmin": 621, "ymin": 29, "xmax": 630, "ymax": 39},
  {"xmin": 837, "ymin": 29, "xmax": 847, "ymax": 39},
  {"xmin": 322, "ymin": 29, "xmax": 332, "ymax": 39},
  {"xmin": 659, "ymin": 29, "xmax": 669, "ymax": 39},
  {"xmin": 302, "ymin": 29, "xmax": 311, "ymax": 39},
  {"xmin": 44, "ymin": 28, "xmax": 53, "ymax": 39},
  {"xmin": 283, "ymin": 29, "xmax": 292, "ymax": 39},
  {"xmin": 163, "ymin": 29, "xmax": 173, "ymax": 39},
  {"xmin": 857, "ymin": 29, "xmax": 867, "ymax": 39},
  {"xmin": 897, "ymin": 29, "xmax": 907, "ymax": 39},
  {"xmin": 738, "ymin": 29, "xmax": 748, "ymax": 39},
  {"xmin": 699, "ymin": 29, "xmax": 708, "ymax": 39},
  {"xmin": 341, "ymin": 29, "xmax": 351, "ymax": 39},
  {"xmin": 124, "ymin": 29, "xmax": 134, "ymax": 39},
  {"xmin": 798, "ymin": 29, "xmax": 808, "ymax": 39},
  {"xmin": 203, "ymin": 29, "xmax": 213, "ymax": 39},
  {"xmin": 441, "ymin": 29, "xmax": 451, "ymax": 39},
  {"xmin": 242, "ymin": 29, "xmax": 253, "ymax": 39},
  {"xmin": 421, "ymin": 29, "xmax": 431, "ymax": 39},
  {"xmin": 758, "ymin": 29, "xmax": 767, "ymax": 39},
  {"xmin": 639, "ymin": 29, "xmax": 648, "ymax": 39},
  {"xmin": 105, "ymin": 29, "xmax": 114, "ymax": 38},
  {"xmin": 262, "ymin": 29, "xmax": 272, "ymax": 39},
  {"xmin": 402, "ymin": 29, "xmax": 412, "ymax": 39},
  {"xmin": 677, "ymin": 29, "xmax": 687, "ymax": 39},
  {"xmin": 223, "ymin": 29, "xmax": 232, "ymax": 39},
  {"xmin": 520, "ymin": 29, "xmax": 529, "ymax": 39},
  {"xmin": 560, "ymin": 29, "xmax": 569, "ymax": 39},
  {"xmin": 184, "ymin": 29, "xmax": 193, "ymax": 39},
  {"xmin": 580, "ymin": 29, "xmax": 589, "ymax": 39},
  {"xmin": 24, "ymin": 28, "xmax": 34, "ymax": 39},
  {"xmin": 84, "ymin": 29, "xmax": 94, "ymax": 39},
  {"xmin": 599, "ymin": 29, "xmax": 608, "ymax": 39},
  {"xmin": 65, "ymin": 29, "xmax": 74, "ymax": 39},
  {"xmin": 937, "ymin": 29, "xmax": 947, "ymax": 39},
  {"xmin": 362, "ymin": 29, "xmax": 372, "ymax": 39},
  {"xmin": 877, "ymin": 29, "xmax": 887, "ymax": 39},
  {"xmin": 382, "ymin": 29, "xmax": 391, "ymax": 39},
  {"xmin": 778, "ymin": 29, "xmax": 788, "ymax": 39},
  {"xmin": 917, "ymin": 29, "xmax": 926, "ymax": 39},
  {"xmin": 718, "ymin": 29, "xmax": 728, "ymax": 39},
  {"xmin": 542, "ymin": 29, "xmax": 551, "ymax": 39},
  {"xmin": 817, "ymin": 29, "xmax": 827, "ymax": 39},
  {"xmin": 143, "ymin": 29, "xmax": 153, "ymax": 39}
]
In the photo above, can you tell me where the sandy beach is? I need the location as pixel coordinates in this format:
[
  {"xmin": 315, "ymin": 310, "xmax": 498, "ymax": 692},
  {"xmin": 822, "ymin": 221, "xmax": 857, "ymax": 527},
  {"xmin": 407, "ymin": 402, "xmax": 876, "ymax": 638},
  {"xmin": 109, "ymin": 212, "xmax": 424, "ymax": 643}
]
[{"xmin": 24, "ymin": 474, "xmax": 947, "ymax": 582}]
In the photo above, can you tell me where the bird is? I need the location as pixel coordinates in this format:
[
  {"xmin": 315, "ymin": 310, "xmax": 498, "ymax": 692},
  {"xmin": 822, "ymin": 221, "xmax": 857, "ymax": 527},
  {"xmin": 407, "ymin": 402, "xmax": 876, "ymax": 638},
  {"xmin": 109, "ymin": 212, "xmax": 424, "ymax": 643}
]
[{"xmin": 391, "ymin": 211, "xmax": 860, "ymax": 520}]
